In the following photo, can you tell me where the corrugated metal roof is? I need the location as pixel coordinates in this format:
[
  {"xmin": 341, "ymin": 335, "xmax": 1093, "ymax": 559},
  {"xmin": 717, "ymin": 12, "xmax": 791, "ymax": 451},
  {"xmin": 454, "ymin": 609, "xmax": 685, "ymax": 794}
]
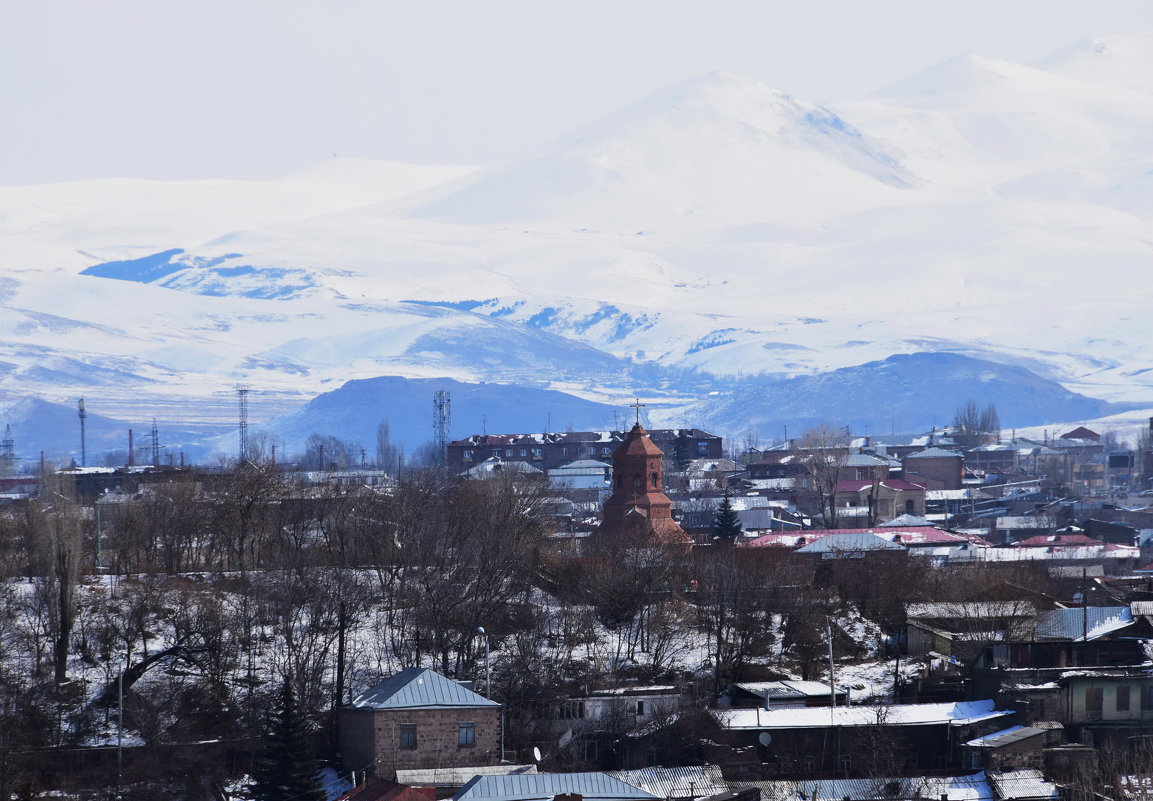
[
  {"xmin": 906, "ymin": 447, "xmax": 963, "ymax": 459},
  {"xmin": 1034, "ymin": 607, "xmax": 1133, "ymax": 641},
  {"xmin": 350, "ymin": 668, "xmax": 499, "ymax": 709},
  {"xmin": 607, "ymin": 766, "xmax": 727, "ymax": 799},
  {"xmin": 796, "ymin": 532, "xmax": 904, "ymax": 553},
  {"xmin": 397, "ymin": 766, "xmax": 537, "ymax": 787},
  {"xmin": 907, "ymin": 601, "xmax": 1036, "ymax": 620},
  {"xmin": 1130, "ymin": 600, "xmax": 1153, "ymax": 617},
  {"xmin": 964, "ymin": 725, "xmax": 1046, "ymax": 748},
  {"xmin": 454, "ymin": 772, "xmax": 659, "ymax": 801},
  {"xmin": 734, "ymin": 680, "xmax": 834, "ymax": 700},
  {"xmin": 735, "ymin": 772, "xmax": 994, "ymax": 800},
  {"xmin": 987, "ymin": 769, "xmax": 1060, "ymax": 800},
  {"xmin": 715, "ymin": 700, "xmax": 1012, "ymax": 730}
]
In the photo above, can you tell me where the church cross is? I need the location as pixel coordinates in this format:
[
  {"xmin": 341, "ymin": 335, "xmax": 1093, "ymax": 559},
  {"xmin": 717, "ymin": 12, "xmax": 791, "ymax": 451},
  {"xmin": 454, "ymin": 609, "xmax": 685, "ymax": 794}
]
[{"xmin": 629, "ymin": 397, "xmax": 645, "ymax": 426}]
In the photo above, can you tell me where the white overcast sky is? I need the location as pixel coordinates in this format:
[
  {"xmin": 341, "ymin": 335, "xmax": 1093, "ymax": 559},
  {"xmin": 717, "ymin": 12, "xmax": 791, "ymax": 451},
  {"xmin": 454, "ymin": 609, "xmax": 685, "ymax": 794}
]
[{"xmin": 3, "ymin": 1, "xmax": 1152, "ymax": 184}]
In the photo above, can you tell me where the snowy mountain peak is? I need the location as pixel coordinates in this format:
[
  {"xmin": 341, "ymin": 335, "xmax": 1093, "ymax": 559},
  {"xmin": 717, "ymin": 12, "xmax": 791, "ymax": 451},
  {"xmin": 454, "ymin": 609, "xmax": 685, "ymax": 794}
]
[
  {"xmin": 1034, "ymin": 32, "xmax": 1153, "ymax": 93},
  {"xmin": 410, "ymin": 72, "xmax": 912, "ymax": 229}
]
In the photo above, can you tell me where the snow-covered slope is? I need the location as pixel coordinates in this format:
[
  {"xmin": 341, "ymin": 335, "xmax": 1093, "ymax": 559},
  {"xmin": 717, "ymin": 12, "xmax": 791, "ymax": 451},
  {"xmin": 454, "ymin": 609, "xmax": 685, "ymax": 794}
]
[{"xmin": 3, "ymin": 35, "xmax": 1153, "ymax": 464}]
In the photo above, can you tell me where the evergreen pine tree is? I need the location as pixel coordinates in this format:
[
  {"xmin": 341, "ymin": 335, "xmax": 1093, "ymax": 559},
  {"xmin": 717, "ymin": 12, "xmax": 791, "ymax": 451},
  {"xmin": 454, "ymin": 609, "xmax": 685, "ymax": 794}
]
[
  {"xmin": 711, "ymin": 492, "xmax": 743, "ymax": 541},
  {"xmin": 251, "ymin": 676, "xmax": 325, "ymax": 801}
]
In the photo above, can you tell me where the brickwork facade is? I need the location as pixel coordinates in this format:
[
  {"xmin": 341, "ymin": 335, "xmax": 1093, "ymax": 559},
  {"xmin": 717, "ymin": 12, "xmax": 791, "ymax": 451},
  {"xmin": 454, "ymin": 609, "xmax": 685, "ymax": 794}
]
[{"xmin": 339, "ymin": 706, "xmax": 501, "ymax": 778}]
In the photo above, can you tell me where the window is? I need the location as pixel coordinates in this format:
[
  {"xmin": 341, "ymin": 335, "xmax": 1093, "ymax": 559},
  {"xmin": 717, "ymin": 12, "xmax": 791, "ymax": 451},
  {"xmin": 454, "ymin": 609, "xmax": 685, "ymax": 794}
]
[
  {"xmin": 559, "ymin": 700, "xmax": 586, "ymax": 719},
  {"xmin": 1086, "ymin": 687, "xmax": 1104, "ymax": 719},
  {"xmin": 399, "ymin": 724, "xmax": 417, "ymax": 749},
  {"xmin": 635, "ymin": 700, "xmax": 645, "ymax": 716},
  {"xmin": 532, "ymin": 448, "xmax": 542, "ymax": 459},
  {"xmin": 602, "ymin": 447, "xmax": 610, "ymax": 455},
  {"xmin": 562, "ymin": 447, "xmax": 568, "ymax": 456},
  {"xmin": 650, "ymin": 472, "xmax": 659, "ymax": 489},
  {"xmin": 505, "ymin": 449, "xmax": 513, "ymax": 457},
  {"xmin": 520, "ymin": 448, "xmax": 527, "ymax": 457},
  {"xmin": 697, "ymin": 441, "xmax": 709, "ymax": 455},
  {"xmin": 464, "ymin": 450, "xmax": 473, "ymax": 459},
  {"xmin": 1117, "ymin": 685, "xmax": 1131, "ymax": 712},
  {"xmin": 458, "ymin": 722, "xmax": 476, "ymax": 747},
  {"xmin": 856, "ymin": 469, "xmax": 866, "ymax": 479}
]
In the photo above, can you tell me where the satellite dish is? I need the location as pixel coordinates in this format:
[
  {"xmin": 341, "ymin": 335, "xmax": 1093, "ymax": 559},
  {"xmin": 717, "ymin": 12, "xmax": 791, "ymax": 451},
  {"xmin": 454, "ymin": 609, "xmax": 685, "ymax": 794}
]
[
  {"xmin": 532, "ymin": 746, "xmax": 542, "ymax": 762},
  {"xmin": 757, "ymin": 732, "xmax": 772, "ymax": 746}
]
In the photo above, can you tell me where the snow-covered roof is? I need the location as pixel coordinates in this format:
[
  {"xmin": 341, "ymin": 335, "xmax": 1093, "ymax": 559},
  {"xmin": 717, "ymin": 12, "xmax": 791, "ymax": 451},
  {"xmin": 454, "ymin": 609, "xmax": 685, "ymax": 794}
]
[
  {"xmin": 987, "ymin": 769, "xmax": 1059, "ymax": 800},
  {"xmin": 1034, "ymin": 606, "xmax": 1133, "ymax": 641},
  {"xmin": 926, "ymin": 488, "xmax": 979, "ymax": 500},
  {"xmin": 715, "ymin": 700, "xmax": 1012, "ymax": 730},
  {"xmin": 745, "ymin": 477, "xmax": 794, "ymax": 490},
  {"xmin": 964, "ymin": 725, "xmax": 1046, "ymax": 748},
  {"xmin": 796, "ymin": 532, "xmax": 905, "ymax": 553},
  {"xmin": 464, "ymin": 457, "xmax": 544, "ymax": 477},
  {"xmin": 906, "ymin": 447, "xmax": 964, "ymax": 459},
  {"xmin": 349, "ymin": 667, "xmax": 499, "ymax": 709},
  {"xmin": 606, "ymin": 766, "xmax": 727, "ymax": 799},
  {"xmin": 1130, "ymin": 600, "xmax": 1153, "ymax": 617},
  {"xmin": 734, "ymin": 680, "xmax": 839, "ymax": 700},
  {"xmin": 397, "ymin": 766, "xmax": 538, "ymax": 787},
  {"xmin": 735, "ymin": 774, "xmax": 994, "ymax": 801},
  {"xmin": 978, "ymin": 544, "xmax": 1139, "ymax": 562},
  {"xmin": 836, "ymin": 478, "xmax": 927, "ymax": 493},
  {"xmin": 880, "ymin": 513, "xmax": 933, "ymax": 527},
  {"xmin": 549, "ymin": 459, "xmax": 611, "ymax": 472},
  {"xmin": 907, "ymin": 601, "xmax": 1036, "ymax": 620},
  {"xmin": 454, "ymin": 772, "xmax": 659, "ymax": 801}
]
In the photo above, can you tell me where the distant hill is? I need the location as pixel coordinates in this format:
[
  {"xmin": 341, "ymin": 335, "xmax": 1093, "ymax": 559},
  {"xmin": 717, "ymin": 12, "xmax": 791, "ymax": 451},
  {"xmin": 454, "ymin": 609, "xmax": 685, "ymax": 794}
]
[
  {"xmin": 257, "ymin": 376, "xmax": 625, "ymax": 460},
  {"xmin": 685, "ymin": 352, "xmax": 1124, "ymax": 441}
]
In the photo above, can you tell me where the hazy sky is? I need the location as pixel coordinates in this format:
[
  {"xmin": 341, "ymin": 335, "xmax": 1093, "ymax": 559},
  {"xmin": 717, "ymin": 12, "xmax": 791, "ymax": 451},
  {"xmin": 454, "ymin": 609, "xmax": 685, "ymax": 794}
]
[{"xmin": 4, "ymin": 1, "xmax": 1152, "ymax": 184}]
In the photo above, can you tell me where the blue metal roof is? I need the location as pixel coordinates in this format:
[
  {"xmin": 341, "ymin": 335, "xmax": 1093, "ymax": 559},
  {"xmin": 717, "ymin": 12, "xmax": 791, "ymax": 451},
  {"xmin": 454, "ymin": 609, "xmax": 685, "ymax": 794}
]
[
  {"xmin": 454, "ymin": 772, "xmax": 659, "ymax": 801},
  {"xmin": 1034, "ymin": 607, "xmax": 1133, "ymax": 642},
  {"xmin": 350, "ymin": 668, "xmax": 499, "ymax": 709}
]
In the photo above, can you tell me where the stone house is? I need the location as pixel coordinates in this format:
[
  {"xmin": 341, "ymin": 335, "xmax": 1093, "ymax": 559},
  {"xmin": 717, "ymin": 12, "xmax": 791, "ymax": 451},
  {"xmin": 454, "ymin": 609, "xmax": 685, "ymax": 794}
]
[
  {"xmin": 902, "ymin": 447, "xmax": 964, "ymax": 490},
  {"xmin": 339, "ymin": 668, "xmax": 501, "ymax": 779}
]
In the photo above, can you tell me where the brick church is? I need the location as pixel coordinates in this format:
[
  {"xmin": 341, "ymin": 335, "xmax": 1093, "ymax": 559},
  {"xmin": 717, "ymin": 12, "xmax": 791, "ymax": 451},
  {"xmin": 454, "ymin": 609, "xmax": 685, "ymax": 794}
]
[{"xmin": 593, "ymin": 422, "xmax": 693, "ymax": 546}]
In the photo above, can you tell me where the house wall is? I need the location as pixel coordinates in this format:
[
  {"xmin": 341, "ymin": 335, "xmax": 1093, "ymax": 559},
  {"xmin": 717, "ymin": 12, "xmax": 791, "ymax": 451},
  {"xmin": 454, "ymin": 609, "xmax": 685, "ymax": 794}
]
[
  {"xmin": 338, "ymin": 706, "xmax": 501, "ymax": 778},
  {"xmin": 903, "ymin": 456, "xmax": 963, "ymax": 491},
  {"xmin": 1067, "ymin": 677, "xmax": 1153, "ymax": 723},
  {"xmin": 972, "ymin": 736, "xmax": 1045, "ymax": 772}
]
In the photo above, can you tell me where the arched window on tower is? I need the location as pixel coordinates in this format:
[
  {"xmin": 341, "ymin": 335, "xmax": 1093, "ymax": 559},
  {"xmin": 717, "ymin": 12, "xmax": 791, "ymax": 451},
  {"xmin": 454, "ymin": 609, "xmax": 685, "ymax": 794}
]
[
  {"xmin": 633, "ymin": 474, "xmax": 641, "ymax": 489},
  {"xmin": 650, "ymin": 472, "xmax": 659, "ymax": 489},
  {"xmin": 615, "ymin": 475, "xmax": 623, "ymax": 489}
]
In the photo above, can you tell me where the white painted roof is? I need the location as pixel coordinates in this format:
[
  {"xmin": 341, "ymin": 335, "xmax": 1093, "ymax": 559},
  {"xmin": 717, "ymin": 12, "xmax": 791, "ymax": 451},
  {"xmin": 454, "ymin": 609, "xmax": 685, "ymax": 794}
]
[{"xmin": 714, "ymin": 700, "xmax": 1011, "ymax": 729}]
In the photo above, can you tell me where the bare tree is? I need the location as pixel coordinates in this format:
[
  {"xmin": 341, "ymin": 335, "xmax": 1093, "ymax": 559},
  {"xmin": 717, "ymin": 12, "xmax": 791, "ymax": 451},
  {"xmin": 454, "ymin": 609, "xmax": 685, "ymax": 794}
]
[
  {"xmin": 953, "ymin": 400, "xmax": 1000, "ymax": 449},
  {"xmin": 791, "ymin": 423, "xmax": 851, "ymax": 528}
]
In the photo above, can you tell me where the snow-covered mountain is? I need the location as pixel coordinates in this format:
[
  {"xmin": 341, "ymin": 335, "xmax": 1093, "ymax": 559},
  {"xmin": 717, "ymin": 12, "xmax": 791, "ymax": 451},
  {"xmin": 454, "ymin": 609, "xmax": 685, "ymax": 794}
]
[{"xmin": 3, "ymin": 34, "xmax": 1153, "ymax": 464}]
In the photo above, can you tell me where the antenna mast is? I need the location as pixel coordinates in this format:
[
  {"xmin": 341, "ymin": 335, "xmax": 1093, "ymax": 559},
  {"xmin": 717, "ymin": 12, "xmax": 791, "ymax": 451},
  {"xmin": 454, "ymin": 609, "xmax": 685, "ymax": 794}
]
[
  {"xmin": 78, "ymin": 398, "xmax": 88, "ymax": 467},
  {"xmin": 433, "ymin": 390, "xmax": 451, "ymax": 467},
  {"xmin": 150, "ymin": 418, "xmax": 160, "ymax": 466},
  {"xmin": 237, "ymin": 386, "xmax": 250, "ymax": 462},
  {"xmin": 0, "ymin": 424, "xmax": 13, "ymax": 477}
]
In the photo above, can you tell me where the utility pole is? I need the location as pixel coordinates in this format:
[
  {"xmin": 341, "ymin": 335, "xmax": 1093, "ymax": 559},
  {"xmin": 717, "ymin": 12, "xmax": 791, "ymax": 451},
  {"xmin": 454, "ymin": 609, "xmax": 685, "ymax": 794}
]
[
  {"xmin": 78, "ymin": 398, "xmax": 87, "ymax": 467},
  {"xmin": 236, "ymin": 386, "xmax": 249, "ymax": 462}
]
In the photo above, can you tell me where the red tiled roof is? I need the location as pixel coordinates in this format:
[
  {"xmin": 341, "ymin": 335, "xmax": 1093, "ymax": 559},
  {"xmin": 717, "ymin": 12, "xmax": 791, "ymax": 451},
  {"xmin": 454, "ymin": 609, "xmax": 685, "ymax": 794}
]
[{"xmin": 337, "ymin": 780, "xmax": 435, "ymax": 801}]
